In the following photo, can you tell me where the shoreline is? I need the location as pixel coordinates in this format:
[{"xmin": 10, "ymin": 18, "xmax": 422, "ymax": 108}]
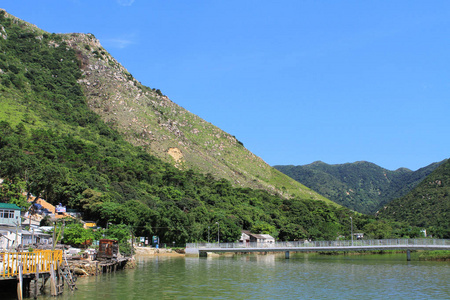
[{"xmin": 134, "ymin": 246, "xmax": 185, "ymax": 257}]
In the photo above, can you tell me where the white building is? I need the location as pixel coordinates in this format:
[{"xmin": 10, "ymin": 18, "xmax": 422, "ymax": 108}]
[{"xmin": 239, "ymin": 230, "xmax": 275, "ymax": 246}]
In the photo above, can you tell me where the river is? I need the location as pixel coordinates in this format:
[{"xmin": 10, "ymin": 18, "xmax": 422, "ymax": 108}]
[{"xmin": 19, "ymin": 253, "xmax": 450, "ymax": 299}]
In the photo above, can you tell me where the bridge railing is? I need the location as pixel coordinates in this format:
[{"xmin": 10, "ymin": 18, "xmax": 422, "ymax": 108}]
[{"xmin": 186, "ymin": 239, "xmax": 450, "ymax": 249}]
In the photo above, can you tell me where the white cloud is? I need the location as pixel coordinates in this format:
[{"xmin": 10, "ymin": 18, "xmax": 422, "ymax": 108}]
[
  {"xmin": 103, "ymin": 38, "xmax": 135, "ymax": 49},
  {"xmin": 116, "ymin": 0, "xmax": 135, "ymax": 6}
]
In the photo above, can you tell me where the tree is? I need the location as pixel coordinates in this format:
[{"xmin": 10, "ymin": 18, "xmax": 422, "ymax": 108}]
[
  {"xmin": 62, "ymin": 223, "xmax": 94, "ymax": 247},
  {"xmin": 251, "ymin": 221, "xmax": 278, "ymax": 238},
  {"xmin": 0, "ymin": 177, "xmax": 28, "ymax": 208},
  {"xmin": 363, "ymin": 221, "xmax": 393, "ymax": 239},
  {"xmin": 105, "ymin": 224, "xmax": 133, "ymax": 256}
]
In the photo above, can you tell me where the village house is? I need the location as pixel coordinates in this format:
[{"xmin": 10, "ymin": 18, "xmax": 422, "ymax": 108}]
[
  {"xmin": 239, "ymin": 230, "xmax": 275, "ymax": 246},
  {"xmin": 0, "ymin": 203, "xmax": 21, "ymax": 226},
  {"xmin": 0, "ymin": 203, "xmax": 22, "ymax": 249},
  {"xmin": 0, "ymin": 203, "xmax": 54, "ymax": 250},
  {"xmin": 354, "ymin": 233, "xmax": 364, "ymax": 240},
  {"xmin": 21, "ymin": 228, "xmax": 52, "ymax": 246}
]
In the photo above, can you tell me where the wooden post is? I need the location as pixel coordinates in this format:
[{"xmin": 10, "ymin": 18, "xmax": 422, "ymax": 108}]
[
  {"xmin": 24, "ymin": 278, "xmax": 31, "ymax": 298},
  {"xmin": 52, "ymin": 223, "xmax": 57, "ymax": 250},
  {"xmin": 57, "ymin": 263, "xmax": 63, "ymax": 293},
  {"xmin": 34, "ymin": 264, "xmax": 39, "ymax": 299},
  {"xmin": 17, "ymin": 262, "xmax": 23, "ymax": 300},
  {"xmin": 40, "ymin": 275, "xmax": 49, "ymax": 292},
  {"xmin": 50, "ymin": 263, "xmax": 57, "ymax": 296}
]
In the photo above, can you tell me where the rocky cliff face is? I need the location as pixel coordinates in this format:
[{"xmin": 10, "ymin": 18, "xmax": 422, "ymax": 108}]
[{"xmin": 49, "ymin": 32, "xmax": 329, "ymax": 203}]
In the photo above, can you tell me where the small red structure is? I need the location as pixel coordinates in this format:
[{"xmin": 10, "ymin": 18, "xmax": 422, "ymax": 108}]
[{"xmin": 97, "ymin": 239, "xmax": 119, "ymax": 260}]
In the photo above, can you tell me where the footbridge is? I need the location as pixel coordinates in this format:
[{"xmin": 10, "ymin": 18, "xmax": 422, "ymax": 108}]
[{"xmin": 186, "ymin": 239, "xmax": 450, "ymax": 260}]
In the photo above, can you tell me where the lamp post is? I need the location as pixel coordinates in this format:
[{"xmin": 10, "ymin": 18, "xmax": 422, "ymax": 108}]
[
  {"xmin": 104, "ymin": 222, "xmax": 112, "ymax": 238},
  {"xmin": 350, "ymin": 216, "xmax": 353, "ymax": 246},
  {"xmin": 216, "ymin": 222, "xmax": 219, "ymax": 244},
  {"xmin": 208, "ymin": 226, "xmax": 210, "ymax": 243}
]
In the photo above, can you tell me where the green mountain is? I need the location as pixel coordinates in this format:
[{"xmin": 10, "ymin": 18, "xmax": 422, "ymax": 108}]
[
  {"xmin": 0, "ymin": 9, "xmax": 353, "ymax": 243},
  {"xmin": 0, "ymin": 8, "xmax": 330, "ymax": 204},
  {"xmin": 376, "ymin": 159, "xmax": 450, "ymax": 237},
  {"xmin": 274, "ymin": 160, "xmax": 445, "ymax": 214}
]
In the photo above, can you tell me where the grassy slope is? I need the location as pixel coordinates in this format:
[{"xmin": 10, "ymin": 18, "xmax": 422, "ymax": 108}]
[{"xmin": 59, "ymin": 32, "xmax": 334, "ymax": 205}]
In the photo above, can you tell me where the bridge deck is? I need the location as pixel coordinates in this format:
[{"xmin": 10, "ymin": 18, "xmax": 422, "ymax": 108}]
[
  {"xmin": 186, "ymin": 239, "xmax": 450, "ymax": 255},
  {"xmin": 198, "ymin": 245, "xmax": 449, "ymax": 253}
]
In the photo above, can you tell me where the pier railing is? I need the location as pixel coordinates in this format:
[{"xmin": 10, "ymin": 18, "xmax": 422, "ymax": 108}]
[
  {"xmin": 0, "ymin": 250, "xmax": 63, "ymax": 278},
  {"xmin": 186, "ymin": 238, "xmax": 450, "ymax": 250}
]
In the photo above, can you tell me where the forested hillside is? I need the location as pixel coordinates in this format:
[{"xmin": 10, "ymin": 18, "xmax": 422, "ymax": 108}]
[
  {"xmin": 0, "ymin": 9, "xmax": 439, "ymax": 244},
  {"xmin": 275, "ymin": 161, "xmax": 444, "ymax": 214},
  {"xmin": 40, "ymin": 17, "xmax": 326, "ymax": 203},
  {"xmin": 377, "ymin": 159, "xmax": 450, "ymax": 237},
  {"xmin": 0, "ymin": 9, "xmax": 339, "ymax": 243}
]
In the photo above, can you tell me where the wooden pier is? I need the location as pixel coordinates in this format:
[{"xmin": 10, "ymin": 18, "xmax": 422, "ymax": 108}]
[{"xmin": 0, "ymin": 249, "xmax": 76, "ymax": 299}]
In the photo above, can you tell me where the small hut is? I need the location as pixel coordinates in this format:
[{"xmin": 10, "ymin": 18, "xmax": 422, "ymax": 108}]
[{"xmin": 97, "ymin": 239, "xmax": 119, "ymax": 260}]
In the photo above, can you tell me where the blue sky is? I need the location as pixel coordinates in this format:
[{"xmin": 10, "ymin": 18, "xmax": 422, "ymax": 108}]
[{"xmin": 3, "ymin": 1, "xmax": 449, "ymax": 171}]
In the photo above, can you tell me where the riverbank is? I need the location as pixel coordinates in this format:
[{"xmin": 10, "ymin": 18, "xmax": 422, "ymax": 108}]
[
  {"xmin": 69, "ymin": 257, "xmax": 135, "ymax": 276},
  {"xmin": 134, "ymin": 246, "xmax": 185, "ymax": 256},
  {"xmin": 417, "ymin": 250, "xmax": 450, "ymax": 261},
  {"xmin": 70, "ymin": 247, "xmax": 183, "ymax": 276}
]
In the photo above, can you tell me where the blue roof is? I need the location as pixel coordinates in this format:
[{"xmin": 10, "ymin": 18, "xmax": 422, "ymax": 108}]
[{"xmin": 0, "ymin": 203, "xmax": 21, "ymax": 210}]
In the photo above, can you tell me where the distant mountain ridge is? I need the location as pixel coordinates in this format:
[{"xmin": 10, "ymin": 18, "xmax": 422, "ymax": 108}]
[
  {"xmin": 274, "ymin": 160, "xmax": 446, "ymax": 214},
  {"xmin": 377, "ymin": 159, "xmax": 450, "ymax": 237}
]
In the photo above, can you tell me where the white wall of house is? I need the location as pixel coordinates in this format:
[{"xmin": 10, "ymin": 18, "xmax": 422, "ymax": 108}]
[
  {"xmin": 0, "ymin": 208, "xmax": 21, "ymax": 226},
  {"xmin": 0, "ymin": 228, "xmax": 21, "ymax": 250}
]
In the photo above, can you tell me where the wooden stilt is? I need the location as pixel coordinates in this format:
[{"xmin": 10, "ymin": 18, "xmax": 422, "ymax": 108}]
[
  {"xmin": 17, "ymin": 263, "xmax": 23, "ymax": 300},
  {"xmin": 24, "ymin": 278, "xmax": 31, "ymax": 298},
  {"xmin": 34, "ymin": 264, "xmax": 39, "ymax": 299},
  {"xmin": 40, "ymin": 275, "xmax": 49, "ymax": 292},
  {"xmin": 50, "ymin": 263, "xmax": 57, "ymax": 296}
]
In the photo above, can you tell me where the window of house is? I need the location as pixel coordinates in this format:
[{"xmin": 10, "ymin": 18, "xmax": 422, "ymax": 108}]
[{"xmin": 0, "ymin": 210, "xmax": 15, "ymax": 218}]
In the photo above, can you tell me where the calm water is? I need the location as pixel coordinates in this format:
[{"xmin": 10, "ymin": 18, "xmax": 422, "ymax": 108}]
[{"xmin": 23, "ymin": 253, "xmax": 450, "ymax": 299}]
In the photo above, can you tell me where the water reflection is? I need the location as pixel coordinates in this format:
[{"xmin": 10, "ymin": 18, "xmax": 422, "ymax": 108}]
[{"xmin": 21, "ymin": 253, "xmax": 450, "ymax": 299}]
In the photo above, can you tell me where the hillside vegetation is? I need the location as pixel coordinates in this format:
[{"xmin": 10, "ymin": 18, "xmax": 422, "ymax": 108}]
[
  {"xmin": 275, "ymin": 161, "xmax": 444, "ymax": 214},
  {"xmin": 0, "ymin": 9, "xmax": 342, "ymax": 243},
  {"xmin": 0, "ymin": 10, "xmax": 439, "ymax": 243},
  {"xmin": 377, "ymin": 159, "xmax": 450, "ymax": 237},
  {"xmin": 51, "ymin": 24, "xmax": 329, "ymax": 204}
]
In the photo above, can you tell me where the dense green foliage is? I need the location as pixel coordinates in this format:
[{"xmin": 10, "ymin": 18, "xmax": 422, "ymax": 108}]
[
  {"xmin": 0, "ymin": 11, "xmax": 431, "ymax": 245},
  {"xmin": 275, "ymin": 161, "xmax": 444, "ymax": 214},
  {"xmin": 61, "ymin": 222, "xmax": 133, "ymax": 255},
  {"xmin": 1, "ymin": 119, "xmax": 376, "ymax": 243},
  {"xmin": 377, "ymin": 160, "xmax": 450, "ymax": 238},
  {"xmin": 62, "ymin": 223, "xmax": 94, "ymax": 246}
]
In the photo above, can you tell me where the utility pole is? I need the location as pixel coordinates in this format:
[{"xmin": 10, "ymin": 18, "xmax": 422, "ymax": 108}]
[
  {"xmin": 350, "ymin": 216, "xmax": 353, "ymax": 246},
  {"xmin": 15, "ymin": 221, "xmax": 19, "ymax": 251},
  {"xmin": 215, "ymin": 222, "xmax": 219, "ymax": 243},
  {"xmin": 52, "ymin": 222, "xmax": 56, "ymax": 250}
]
